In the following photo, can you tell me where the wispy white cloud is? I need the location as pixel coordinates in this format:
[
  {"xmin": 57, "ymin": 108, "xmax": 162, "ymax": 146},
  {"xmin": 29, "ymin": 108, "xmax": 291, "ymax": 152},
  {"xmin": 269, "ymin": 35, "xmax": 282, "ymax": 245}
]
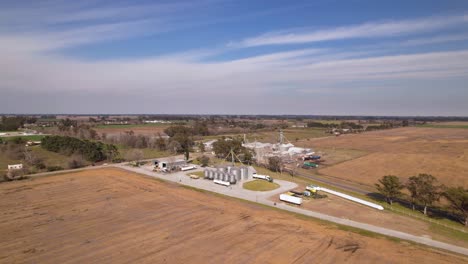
[
  {"xmin": 233, "ymin": 14, "xmax": 468, "ymax": 47},
  {"xmin": 0, "ymin": 1, "xmax": 212, "ymax": 51},
  {"xmin": 400, "ymin": 33, "xmax": 468, "ymax": 46}
]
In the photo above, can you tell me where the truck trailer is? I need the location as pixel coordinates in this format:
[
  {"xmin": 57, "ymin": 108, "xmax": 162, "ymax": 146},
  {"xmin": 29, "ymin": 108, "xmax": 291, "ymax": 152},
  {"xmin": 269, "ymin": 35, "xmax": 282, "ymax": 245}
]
[
  {"xmin": 280, "ymin": 194, "xmax": 302, "ymax": 205},
  {"xmin": 252, "ymin": 173, "xmax": 273, "ymax": 182},
  {"xmin": 181, "ymin": 165, "xmax": 197, "ymax": 171}
]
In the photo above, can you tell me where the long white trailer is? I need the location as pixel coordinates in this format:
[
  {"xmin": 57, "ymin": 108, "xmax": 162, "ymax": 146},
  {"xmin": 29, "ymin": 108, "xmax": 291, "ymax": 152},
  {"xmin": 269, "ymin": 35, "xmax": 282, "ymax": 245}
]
[
  {"xmin": 181, "ymin": 165, "xmax": 197, "ymax": 171},
  {"xmin": 213, "ymin": 179, "xmax": 230, "ymax": 186},
  {"xmin": 252, "ymin": 173, "xmax": 273, "ymax": 182},
  {"xmin": 314, "ymin": 186, "xmax": 384, "ymax": 210},
  {"xmin": 280, "ymin": 194, "xmax": 302, "ymax": 205}
]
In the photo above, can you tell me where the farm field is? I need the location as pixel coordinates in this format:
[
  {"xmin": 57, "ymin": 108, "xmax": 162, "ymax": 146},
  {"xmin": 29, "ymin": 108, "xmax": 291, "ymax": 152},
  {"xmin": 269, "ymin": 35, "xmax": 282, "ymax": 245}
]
[
  {"xmin": 1, "ymin": 168, "xmax": 466, "ymax": 263},
  {"xmin": 417, "ymin": 121, "xmax": 468, "ymax": 129},
  {"xmin": 297, "ymin": 127, "xmax": 468, "ymax": 188},
  {"xmin": 94, "ymin": 124, "xmax": 171, "ymax": 137}
]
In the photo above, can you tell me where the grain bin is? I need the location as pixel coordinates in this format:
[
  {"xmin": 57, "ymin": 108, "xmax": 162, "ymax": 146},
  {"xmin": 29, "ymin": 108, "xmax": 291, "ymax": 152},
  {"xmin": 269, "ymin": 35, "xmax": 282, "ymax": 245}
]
[
  {"xmin": 229, "ymin": 175, "xmax": 237, "ymax": 184},
  {"xmin": 241, "ymin": 166, "xmax": 249, "ymax": 180},
  {"xmin": 232, "ymin": 169, "xmax": 241, "ymax": 181}
]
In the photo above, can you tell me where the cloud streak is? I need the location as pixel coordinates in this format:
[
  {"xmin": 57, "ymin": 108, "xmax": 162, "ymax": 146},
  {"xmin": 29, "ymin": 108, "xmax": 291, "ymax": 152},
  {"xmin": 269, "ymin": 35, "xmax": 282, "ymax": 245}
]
[{"xmin": 234, "ymin": 14, "xmax": 468, "ymax": 47}]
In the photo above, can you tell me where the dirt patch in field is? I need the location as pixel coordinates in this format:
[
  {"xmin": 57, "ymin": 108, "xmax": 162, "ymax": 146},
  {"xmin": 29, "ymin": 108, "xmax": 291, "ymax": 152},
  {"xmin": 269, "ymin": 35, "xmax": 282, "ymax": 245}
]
[
  {"xmin": 298, "ymin": 127, "xmax": 468, "ymax": 188},
  {"xmin": 0, "ymin": 168, "xmax": 466, "ymax": 263}
]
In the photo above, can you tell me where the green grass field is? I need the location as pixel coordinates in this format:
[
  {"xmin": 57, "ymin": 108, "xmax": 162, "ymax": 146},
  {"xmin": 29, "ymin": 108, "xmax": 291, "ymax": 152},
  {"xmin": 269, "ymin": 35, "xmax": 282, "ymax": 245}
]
[
  {"xmin": 186, "ymin": 171, "xmax": 205, "ymax": 178},
  {"xmin": 2, "ymin": 135, "xmax": 46, "ymax": 141},
  {"xmin": 243, "ymin": 179, "xmax": 280, "ymax": 191},
  {"xmin": 115, "ymin": 144, "xmax": 170, "ymax": 160},
  {"xmin": 0, "ymin": 145, "xmax": 73, "ymax": 172}
]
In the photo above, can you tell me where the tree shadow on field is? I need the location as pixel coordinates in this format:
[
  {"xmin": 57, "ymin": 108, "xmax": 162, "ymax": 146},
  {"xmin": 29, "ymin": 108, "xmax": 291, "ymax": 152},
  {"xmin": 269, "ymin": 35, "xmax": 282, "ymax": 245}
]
[{"xmin": 366, "ymin": 192, "xmax": 461, "ymax": 223}]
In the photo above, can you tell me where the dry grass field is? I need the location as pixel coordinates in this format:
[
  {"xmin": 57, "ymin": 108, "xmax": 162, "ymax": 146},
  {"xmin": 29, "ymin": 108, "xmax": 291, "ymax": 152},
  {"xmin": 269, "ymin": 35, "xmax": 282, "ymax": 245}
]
[
  {"xmin": 0, "ymin": 168, "xmax": 466, "ymax": 263},
  {"xmin": 95, "ymin": 124, "xmax": 170, "ymax": 137},
  {"xmin": 298, "ymin": 127, "xmax": 468, "ymax": 188}
]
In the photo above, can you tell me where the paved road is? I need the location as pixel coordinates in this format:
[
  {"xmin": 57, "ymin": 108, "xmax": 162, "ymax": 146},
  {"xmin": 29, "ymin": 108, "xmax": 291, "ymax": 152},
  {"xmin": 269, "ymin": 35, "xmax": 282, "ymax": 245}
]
[{"xmin": 116, "ymin": 164, "xmax": 468, "ymax": 257}]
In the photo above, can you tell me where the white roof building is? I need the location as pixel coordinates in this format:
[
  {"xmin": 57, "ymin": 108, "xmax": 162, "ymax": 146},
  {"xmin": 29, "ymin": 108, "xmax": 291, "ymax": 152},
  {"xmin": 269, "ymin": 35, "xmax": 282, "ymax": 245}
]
[{"xmin": 8, "ymin": 164, "xmax": 23, "ymax": 170}]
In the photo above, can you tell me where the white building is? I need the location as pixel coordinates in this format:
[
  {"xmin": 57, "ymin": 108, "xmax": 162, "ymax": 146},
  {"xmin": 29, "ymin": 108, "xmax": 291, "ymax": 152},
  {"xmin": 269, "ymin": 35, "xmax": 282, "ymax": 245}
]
[{"xmin": 8, "ymin": 164, "xmax": 23, "ymax": 170}]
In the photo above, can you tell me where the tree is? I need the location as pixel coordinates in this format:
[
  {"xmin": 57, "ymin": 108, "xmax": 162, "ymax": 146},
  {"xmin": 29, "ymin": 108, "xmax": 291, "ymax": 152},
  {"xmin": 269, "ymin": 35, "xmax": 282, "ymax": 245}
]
[
  {"xmin": 268, "ymin": 156, "xmax": 283, "ymax": 173},
  {"xmin": 68, "ymin": 155, "xmax": 85, "ymax": 169},
  {"xmin": 443, "ymin": 187, "xmax": 468, "ymax": 226},
  {"xmin": 164, "ymin": 125, "xmax": 193, "ymax": 160},
  {"xmin": 375, "ymin": 175, "xmax": 404, "ymax": 205},
  {"xmin": 198, "ymin": 142, "xmax": 206, "ymax": 153},
  {"xmin": 197, "ymin": 155, "xmax": 210, "ymax": 167},
  {"xmin": 23, "ymin": 149, "xmax": 44, "ymax": 169},
  {"xmin": 125, "ymin": 149, "xmax": 144, "ymax": 163},
  {"xmin": 154, "ymin": 134, "xmax": 167, "ymax": 151},
  {"xmin": 406, "ymin": 174, "xmax": 441, "ymax": 215},
  {"xmin": 103, "ymin": 144, "xmax": 119, "ymax": 162}
]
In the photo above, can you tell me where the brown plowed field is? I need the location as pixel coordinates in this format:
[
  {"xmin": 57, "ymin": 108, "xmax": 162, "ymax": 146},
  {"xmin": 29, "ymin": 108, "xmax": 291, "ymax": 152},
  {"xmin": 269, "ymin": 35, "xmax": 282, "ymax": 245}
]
[
  {"xmin": 0, "ymin": 168, "xmax": 466, "ymax": 263},
  {"xmin": 298, "ymin": 127, "xmax": 468, "ymax": 188}
]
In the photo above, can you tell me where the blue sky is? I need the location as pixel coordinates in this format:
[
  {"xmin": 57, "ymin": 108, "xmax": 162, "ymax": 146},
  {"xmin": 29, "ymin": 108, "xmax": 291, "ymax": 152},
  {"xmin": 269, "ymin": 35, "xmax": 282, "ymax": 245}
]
[{"xmin": 1, "ymin": 0, "xmax": 468, "ymax": 115}]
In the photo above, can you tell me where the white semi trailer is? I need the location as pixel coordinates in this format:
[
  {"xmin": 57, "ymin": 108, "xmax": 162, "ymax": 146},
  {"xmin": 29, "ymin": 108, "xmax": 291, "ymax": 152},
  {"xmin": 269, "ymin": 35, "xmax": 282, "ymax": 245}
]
[
  {"xmin": 307, "ymin": 185, "xmax": 384, "ymax": 210},
  {"xmin": 214, "ymin": 179, "xmax": 230, "ymax": 186},
  {"xmin": 252, "ymin": 173, "xmax": 273, "ymax": 182},
  {"xmin": 279, "ymin": 194, "xmax": 302, "ymax": 205},
  {"xmin": 181, "ymin": 165, "xmax": 197, "ymax": 171}
]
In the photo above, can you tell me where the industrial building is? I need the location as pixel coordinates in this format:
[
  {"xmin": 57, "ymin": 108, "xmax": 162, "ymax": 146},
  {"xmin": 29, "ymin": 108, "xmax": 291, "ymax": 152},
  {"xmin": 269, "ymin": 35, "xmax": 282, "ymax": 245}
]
[
  {"xmin": 153, "ymin": 158, "xmax": 187, "ymax": 172},
  {"xmin": 242, "ymin": 131, "xmax": 312, "ymax": 164}
]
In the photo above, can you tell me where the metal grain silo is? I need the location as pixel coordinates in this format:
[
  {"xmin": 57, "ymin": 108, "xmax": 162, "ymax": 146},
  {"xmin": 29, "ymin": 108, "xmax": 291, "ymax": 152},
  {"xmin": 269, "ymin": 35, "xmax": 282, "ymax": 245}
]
[
  {"xmin": 229, "ymin": 175, "xmax": 236, "ymax": 184},
  {"xmin": 232, "ymin": 169, "xmax": 241, "ymax": 181},
  {"xmin": 241, "ymin": 167, "xmax": 249, "ymax": 180}
]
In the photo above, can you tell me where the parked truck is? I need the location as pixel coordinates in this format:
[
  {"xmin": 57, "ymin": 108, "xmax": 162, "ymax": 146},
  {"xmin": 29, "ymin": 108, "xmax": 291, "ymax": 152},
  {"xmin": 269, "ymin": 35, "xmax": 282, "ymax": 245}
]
[
  {"xmin": 303, "ymin": 161, "xmax": 319, "ymax": 168},
  {"xmin": 303, "ymin": 155, "xmax": 321, "ymax": 161},
  {"xmin": 252, "ymin": 173, "xmax": 273, "ymax": 182},
  {"xmin": 280, "ymin": 194, "xmax": 302, "ymax": 205}
]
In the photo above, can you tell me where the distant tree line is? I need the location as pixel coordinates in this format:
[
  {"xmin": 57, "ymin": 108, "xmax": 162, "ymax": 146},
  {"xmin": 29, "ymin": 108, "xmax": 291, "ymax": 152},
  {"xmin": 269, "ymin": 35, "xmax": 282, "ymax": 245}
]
[
  {"xmin": 42, "ymin": 135, "xmax": 119, "ymax": 162},
  {"xmin": 307, "ymin": 121, "xmax": 364, "ymax": 130},
  {"xmin": 0, "ymin": 116, "xmax": 36, "ymax": 131},
  {"xmin": 375, "ymin": 174, "xmax": 468, "ymax": 226}
]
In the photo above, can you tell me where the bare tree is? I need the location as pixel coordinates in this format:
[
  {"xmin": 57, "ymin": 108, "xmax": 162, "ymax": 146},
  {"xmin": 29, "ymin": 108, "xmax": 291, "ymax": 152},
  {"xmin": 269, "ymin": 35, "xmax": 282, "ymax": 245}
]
[
  {"xmin": 68, "ymin": 154, "xmax": 85, "ymax": 169},
  {"xmin": 125, "ymin": 149, "xmax": 144, "ymax": 163}
]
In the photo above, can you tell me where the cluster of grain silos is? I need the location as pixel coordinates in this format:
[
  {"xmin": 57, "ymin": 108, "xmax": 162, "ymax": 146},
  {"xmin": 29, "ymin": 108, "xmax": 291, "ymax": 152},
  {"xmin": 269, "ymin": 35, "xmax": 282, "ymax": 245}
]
[{"xmin": 203, "ymin": 166, "xmax": 251, "ymax": 185}]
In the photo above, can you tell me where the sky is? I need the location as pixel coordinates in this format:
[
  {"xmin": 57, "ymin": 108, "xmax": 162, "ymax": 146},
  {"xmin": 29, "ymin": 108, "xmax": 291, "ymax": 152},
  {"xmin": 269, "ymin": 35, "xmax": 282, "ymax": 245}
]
[{"xmin": 1, "ymin": 0, "xmax": 468, "ymax": 116}]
